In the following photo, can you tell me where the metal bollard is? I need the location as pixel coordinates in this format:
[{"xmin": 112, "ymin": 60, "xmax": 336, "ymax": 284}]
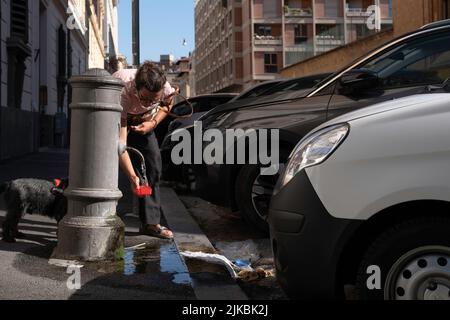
[{"xmin": 51, "ymin": 69, "xmax": 125, "ymax": 262}]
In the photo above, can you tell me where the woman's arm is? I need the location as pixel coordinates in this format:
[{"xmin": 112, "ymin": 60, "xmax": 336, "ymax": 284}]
[
  {"xmin": 119, "ymin": 120, "xmax": 140, "ymax": 190},
  {"xmin": 130, "ymin": 100, "xmax": 174, "ymax": 135},
  {"xmin": 152, "ymin": 83, "xmax": 177, "ymax": 126}
]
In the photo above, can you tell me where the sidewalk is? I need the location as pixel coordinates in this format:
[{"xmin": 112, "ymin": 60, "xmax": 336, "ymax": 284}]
[
  {"xmin": 0, "ymin": 150, "xmax": 246, "ymax": 300},
  {"xmin": 0, "ymin": 149, "xmax": 195, "ymax": 299}
]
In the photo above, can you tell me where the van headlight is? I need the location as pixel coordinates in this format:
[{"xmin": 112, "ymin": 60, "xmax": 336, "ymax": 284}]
[{"xmin": 280, "ymin": 124, "xmax": 349, "ymax": 189}]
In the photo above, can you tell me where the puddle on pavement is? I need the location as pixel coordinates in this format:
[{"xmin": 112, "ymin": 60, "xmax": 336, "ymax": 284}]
[
  {"xmin": 91, "ymin": 242, "xmax": 192, "ymax": 286},
  {"xmin": 123, "ymin": 244, "xmax": 230, "ymax": 281},
  {"xmin": 122, "ymin": 243, "xmax": 192, "ymax": 285}
]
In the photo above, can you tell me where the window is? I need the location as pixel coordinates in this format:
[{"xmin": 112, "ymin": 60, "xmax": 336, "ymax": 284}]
[
  {"xmin": 360, "ymin": 32, "xmax": 450, "ymax": 88},
  {"xmin": 264, "ymin": 54, "xmax": 278, "ymax": 73},
  {"xmin": 175, "ymin": 100, "xmax": 199, "ymax": 115},
  {"xmin": 11, "ymin": 0, "xmax": 28, "ymax": 42},
  {"xmin": 263, "ymin": 0, "xmax": 277, "ymax": 17},
  {"xmin": 324, "ymin": 0, "xmax": 339, "ymax": 17},
  {"xmin": 238, "ymin": 81, "xmax": 282, "ymax": 100},
  {"xmin": 201, "ymin": 98, "xmax": 228, "ymax": 112},
  {"xmin": 294, "ymin": 24, "xmax": 308, "ymax": 44},
  {"xmin": 316, "ymin": 24, "xmax": 344, "ymax": 40},
  {"xmin": 8, "ymin": 0, "xmax": 31, "ymax": 109},
  {"xmin": 261, "ymin": 73, "xmax": 330, "ymax": 96},
  {"xmin": 57, "ymin": 25, "xmax": 68, "ymax": 112},
  {"xmin": 255, "ymin": 25, "xmax": 272, "ymax": 36}
]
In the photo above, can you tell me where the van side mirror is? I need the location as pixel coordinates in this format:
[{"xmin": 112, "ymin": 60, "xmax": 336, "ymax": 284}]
[{"xmin": 338, "ymin": 69, "xmax": 380, "ymax": 95}]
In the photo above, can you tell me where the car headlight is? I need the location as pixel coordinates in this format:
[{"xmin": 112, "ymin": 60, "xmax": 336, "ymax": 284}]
[{"xmin": 280, "ymin": 123, "xmax": 349, "ymax": 189}]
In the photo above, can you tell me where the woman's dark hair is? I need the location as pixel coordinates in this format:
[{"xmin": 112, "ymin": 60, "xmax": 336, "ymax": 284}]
[{"xmin": 135, "ymin": 61, "xmax": 167, "ymax": 92}]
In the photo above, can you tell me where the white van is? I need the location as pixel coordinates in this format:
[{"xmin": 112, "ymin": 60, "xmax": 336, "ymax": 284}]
[{"xmin": 269, "ymin": 92, "xmax": 450, "ymax": 300}]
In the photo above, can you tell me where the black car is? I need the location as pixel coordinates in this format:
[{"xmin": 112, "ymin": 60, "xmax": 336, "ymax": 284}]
[
  {"xmin": 155, "ymin": 93, "xmax": 237, "ymax": 147},
  {"xmin": 161, "ymin": 80, "xmax": 285, "ymax": 183},
  {"xmin": 163, "ymin": 80, "xmax": 284, "ymax": 141},
  {"xmin": 194, "ymin": 21, "xmax": 450, "ymax": 233},
  {"xmin": 229, "ymin": 79, "xmax": 284, "ymax": 101},
  {"xmin": 159, "ymin": 93, "xmax": 237, "ymax": 181}
]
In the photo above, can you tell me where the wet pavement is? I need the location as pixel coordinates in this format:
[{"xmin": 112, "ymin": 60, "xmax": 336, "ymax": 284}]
[
  {"xmin": 0, "ymin": 210, "xmax": 197, "ymax": 299},
  {"xmin": 176, "ymin": 193, "xmax": 287, "ymax": 300},
  {"xmin": 0, "ymin": 150, "xmax": 193, "ymax": 299},
  {"xmin": 0, "ymin": 149, "xmax": 284, "ymax": 300}
]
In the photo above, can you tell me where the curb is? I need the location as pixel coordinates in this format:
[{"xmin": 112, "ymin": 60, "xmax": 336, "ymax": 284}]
[{"xmin": 161, "ymin": 187, "xmax": 248, "ymax": 300}]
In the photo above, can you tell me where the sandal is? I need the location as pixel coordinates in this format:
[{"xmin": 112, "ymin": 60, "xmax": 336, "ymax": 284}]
[{"xmin": 140, "ymin": 225, "xmax": 174, "ymax": 240}]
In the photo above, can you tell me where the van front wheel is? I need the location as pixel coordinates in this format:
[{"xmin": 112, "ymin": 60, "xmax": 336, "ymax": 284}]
[{"xmin": 355, "ymin": 217, "xmax": 450, "ymax": 300}]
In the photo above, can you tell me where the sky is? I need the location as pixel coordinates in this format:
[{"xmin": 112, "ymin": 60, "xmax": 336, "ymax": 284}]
[{"xmin": 118, "ymin": 0, "xmax": 195, "ymax": 64}]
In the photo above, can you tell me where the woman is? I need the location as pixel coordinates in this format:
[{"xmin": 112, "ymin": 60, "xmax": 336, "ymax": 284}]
[{"xmin": 114, "ymin": 62, "xmax": 175, "ymax": 240}]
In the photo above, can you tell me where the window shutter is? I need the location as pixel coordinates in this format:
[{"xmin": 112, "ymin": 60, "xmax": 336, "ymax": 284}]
[{"xmin": 11, "ymin": 0, "xmax": 28, "ymax": 42}]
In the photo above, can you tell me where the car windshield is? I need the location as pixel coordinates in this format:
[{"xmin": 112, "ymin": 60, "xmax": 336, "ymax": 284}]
[
  {"xmin": 259, "ymin": 73, "xmax": 331, "ymax": 96},
  {"xmin": 234, "ymin": 81, "xmax": 283, "ymax": 100}
]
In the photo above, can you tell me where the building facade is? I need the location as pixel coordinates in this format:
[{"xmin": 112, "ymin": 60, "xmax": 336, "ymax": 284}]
[
  {"xmin": 281, "ymin": 0, "xmax": 450, "ymax": 77},
  {"xmin": 87, "ymin": 0, "xmax": 119, "ymax": 72},
  {"xmin": 172, "ymin": 56, "xmax": 192, "ymax": 103},
  {"xmin": 194, "ymin": 0, "xmax": 392, "ymax": 94},
  {"xmin": 0, "ymin": 0, "xmax": 119, "ymax": 161}
]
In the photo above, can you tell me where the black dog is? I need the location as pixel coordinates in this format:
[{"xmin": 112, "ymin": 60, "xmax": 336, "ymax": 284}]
[{"xmin": 0, "ymin": 178, "xmax": 69, "ymax": 243}]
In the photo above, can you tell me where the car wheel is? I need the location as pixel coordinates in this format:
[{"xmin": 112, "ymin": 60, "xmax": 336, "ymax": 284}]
[
  {"xmin": 235, "ymin": 163, "xmax": 285, "ymax": 234},
  {"xmin": 355, "ymin": 217, "xmax": 450, "ymax": 300}
]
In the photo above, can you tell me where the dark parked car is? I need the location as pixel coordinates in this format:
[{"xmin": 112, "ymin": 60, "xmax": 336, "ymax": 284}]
[
  {"xmin": 194, "ymin": 20, "xmax": 450, "ymax": 233},
  {"xmin": 164, "ymin": 79, "xmax": 285, "ymax": 141},
  {"xmin": 155, "ymin": 93, "xmax": 237, "ymax": 146},
  {"xmin": 161, "ymin": 80, "xmax": 286, "ymax": 182},
  {"xmin": 159, "ymin": 93, "xmax": 237, "ymax": 180},
  {"xmin": 229, "ymin": 79, "xmax": 284, "ymax": 101}
]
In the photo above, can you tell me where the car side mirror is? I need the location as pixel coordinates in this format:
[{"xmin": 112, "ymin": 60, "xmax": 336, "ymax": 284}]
[{"xmin": 338, "ymin": 69, "xmax": 380, "ymax": 95}]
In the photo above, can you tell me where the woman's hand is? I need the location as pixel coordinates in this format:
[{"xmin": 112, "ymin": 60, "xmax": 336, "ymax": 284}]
[
  {"xmin": 130, "ymin": 120, "xmax": 157, "ymax": 135},
  {"xmin": 129, "ymin": 175, "xmax": 141, "ymax": 192}
]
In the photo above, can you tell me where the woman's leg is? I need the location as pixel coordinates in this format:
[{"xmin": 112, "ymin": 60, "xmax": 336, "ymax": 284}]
[
  {"xmin": 127, "ymin": 131, "xmax": 173, "ymax": 239},
  {"xmin": 128, "ymin": 131, "xmax": 161, "ymax": 225}
]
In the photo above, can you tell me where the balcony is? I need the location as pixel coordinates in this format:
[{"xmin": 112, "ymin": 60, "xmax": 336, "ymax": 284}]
[
  {"xmin": 316, "ymin": 35, "xmax": 344, "ymax": 46},
  {"xmin": 285, "ymin": 44, "xmax": 314, "ymax": 53},
  {"xmin": 254, "ymin": 35, "xmax": 283, "ymax": 46},
  {"xmin": 284, "ymin": 6, "xmax": 313, "ymax": 17},
  {"xmin": 346, "ymin": 7, "xmax": 371, "ymax": 17}
]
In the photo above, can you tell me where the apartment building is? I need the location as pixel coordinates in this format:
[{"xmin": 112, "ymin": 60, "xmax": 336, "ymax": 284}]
[
  {"xmin": 195, "ymin": 0, "xmax": 392, "ymax": 94},
  {"xmin": 0, "ymin": 0, "xmax": 120, "ymax": 161},
  {"xmin": 88, "ymin": 0, "xmax": 120, "ymax": 72}
]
